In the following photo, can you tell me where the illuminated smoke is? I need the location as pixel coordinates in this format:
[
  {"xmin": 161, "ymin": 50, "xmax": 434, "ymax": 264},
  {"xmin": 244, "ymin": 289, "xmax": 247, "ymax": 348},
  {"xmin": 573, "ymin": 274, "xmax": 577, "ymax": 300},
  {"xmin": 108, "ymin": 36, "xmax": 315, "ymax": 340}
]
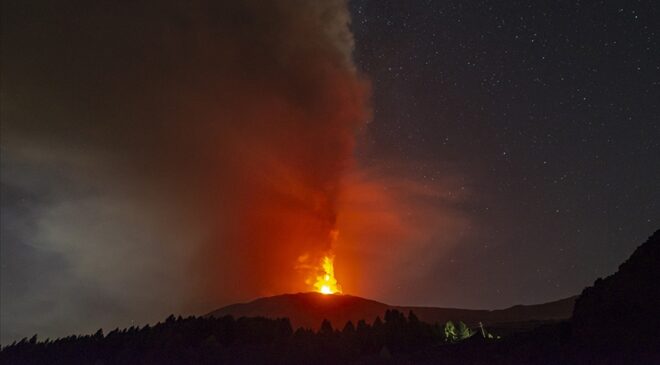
[
  {"xmin": 3, "ymin": 0, "xmax": 369, "ymax": 314},
  {"xmin": 2, "ymin": 0, "xmax": 468, "ymax": 344}
]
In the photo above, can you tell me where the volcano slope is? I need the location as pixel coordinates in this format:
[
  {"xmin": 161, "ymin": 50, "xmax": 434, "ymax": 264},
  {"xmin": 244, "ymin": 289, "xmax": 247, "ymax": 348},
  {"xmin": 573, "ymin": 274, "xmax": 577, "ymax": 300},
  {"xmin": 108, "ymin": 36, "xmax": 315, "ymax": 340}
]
[{"xmin": 207, "ymin": 292, "xmax": 576, "ymax": 334}]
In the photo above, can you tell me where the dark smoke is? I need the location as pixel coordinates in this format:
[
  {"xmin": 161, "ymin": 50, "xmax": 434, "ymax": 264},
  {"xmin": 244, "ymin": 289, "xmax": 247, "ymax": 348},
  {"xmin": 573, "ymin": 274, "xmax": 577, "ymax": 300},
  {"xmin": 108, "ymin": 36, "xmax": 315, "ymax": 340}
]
[
  {"xmin": 2, "ymin": 0, "xmax": 470, "ymax": 344},
  {"xmin": 2, "ymin": 0, "xmax": 368, "ymax": 341}
]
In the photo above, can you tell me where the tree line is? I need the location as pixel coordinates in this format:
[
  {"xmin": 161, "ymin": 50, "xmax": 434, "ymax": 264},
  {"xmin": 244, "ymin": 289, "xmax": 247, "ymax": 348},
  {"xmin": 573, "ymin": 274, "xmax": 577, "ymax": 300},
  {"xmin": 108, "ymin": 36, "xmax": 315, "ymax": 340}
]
[{"xmin": 0, "ymin": 309, "xmax": 496, "ymax": 365}]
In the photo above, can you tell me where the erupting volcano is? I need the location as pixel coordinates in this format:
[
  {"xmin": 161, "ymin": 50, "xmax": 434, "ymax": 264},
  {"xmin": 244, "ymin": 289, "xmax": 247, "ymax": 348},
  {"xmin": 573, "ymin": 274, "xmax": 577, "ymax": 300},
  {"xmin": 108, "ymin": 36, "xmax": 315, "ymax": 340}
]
[
  {"xmin": 313, "ymin": 255, "xmax": 342, "ymax": 295},
  {"xmin": 306, "ymin": 229, "xmax": 342, "ymax": 295}
]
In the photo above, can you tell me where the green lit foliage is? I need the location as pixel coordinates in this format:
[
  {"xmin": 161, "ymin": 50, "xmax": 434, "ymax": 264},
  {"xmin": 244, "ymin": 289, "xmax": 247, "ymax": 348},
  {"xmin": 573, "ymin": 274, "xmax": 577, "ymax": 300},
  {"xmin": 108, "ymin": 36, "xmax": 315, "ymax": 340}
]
[
  {"xmin": 444, "ymin": 320, "xmax": 476, "ymax": 342},
  {"xmin": 457, "ymin": 321, "xmax": 474, "ymax": 340},
  {"xmin": 444, "ymin": 321, "xmax": 458, "ymax": 342}
]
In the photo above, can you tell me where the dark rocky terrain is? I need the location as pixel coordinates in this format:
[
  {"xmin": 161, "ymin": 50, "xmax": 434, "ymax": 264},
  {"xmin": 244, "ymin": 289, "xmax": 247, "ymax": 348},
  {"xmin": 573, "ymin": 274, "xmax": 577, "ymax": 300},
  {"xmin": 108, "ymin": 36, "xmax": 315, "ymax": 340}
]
[{"xmin": 570, "ymin": 229, "xmax": 660, "ymax": 361}]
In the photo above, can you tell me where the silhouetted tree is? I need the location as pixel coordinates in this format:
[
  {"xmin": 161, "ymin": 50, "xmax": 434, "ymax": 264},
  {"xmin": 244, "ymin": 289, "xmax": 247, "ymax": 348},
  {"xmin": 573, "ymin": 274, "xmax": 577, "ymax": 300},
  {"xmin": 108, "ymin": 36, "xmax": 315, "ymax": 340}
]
[
  {"xmin": 356, "ymin": 319, "xmax": 369, "ymax": 333},
  {"xmin": 342, "ymin": 321, "xmax": 356, "ymax": 334},
  {"xmin": 372, "ymin": 316, "xmax": 383, "ymax": 329},
  {"xmin": 408, "ymin": 310, "xmax": 419, "ymax": 324},
  {"xmin": 319, "ymin": 319, "xmax": 334, "ymax": 336}
]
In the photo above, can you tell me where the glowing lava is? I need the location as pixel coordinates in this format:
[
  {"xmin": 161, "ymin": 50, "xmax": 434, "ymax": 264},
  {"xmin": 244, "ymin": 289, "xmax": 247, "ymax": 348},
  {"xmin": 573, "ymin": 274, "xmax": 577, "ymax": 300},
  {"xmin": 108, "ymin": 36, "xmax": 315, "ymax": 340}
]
[{"xmin": 313, "ymin": 255, "xmax": 342, "ymax": 295}]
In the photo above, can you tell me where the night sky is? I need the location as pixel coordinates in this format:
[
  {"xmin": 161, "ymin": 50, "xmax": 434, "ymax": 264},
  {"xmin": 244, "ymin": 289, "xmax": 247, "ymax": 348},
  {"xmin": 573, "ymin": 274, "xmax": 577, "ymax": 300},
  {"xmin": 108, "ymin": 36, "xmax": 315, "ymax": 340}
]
[
  {"xmin": 1, "ymin": 0, "xmax": 659, "ymax": 344},
  {"xmin": 349, "ymin": 0, "xmax": 659, "ymax": 303}
]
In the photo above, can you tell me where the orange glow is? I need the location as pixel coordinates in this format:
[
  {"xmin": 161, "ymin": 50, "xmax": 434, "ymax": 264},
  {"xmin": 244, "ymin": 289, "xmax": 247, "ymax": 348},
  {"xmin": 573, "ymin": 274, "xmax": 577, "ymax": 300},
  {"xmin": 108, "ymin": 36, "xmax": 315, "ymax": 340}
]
[{"xmin": 313, "ymin": 255, "xmax": 342, "ymax": 295}]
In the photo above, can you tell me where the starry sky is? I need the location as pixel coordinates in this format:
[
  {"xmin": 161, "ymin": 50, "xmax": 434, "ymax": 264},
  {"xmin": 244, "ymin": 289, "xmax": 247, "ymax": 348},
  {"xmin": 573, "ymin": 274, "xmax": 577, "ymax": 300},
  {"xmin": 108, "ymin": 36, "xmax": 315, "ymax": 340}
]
[
  {"xmin": 348, "ymin": 0, "xmax": 659, "ymax": 303},
  {"xmin": 1, "ymin": 0, "xmax": 659, "ymax": 344}
]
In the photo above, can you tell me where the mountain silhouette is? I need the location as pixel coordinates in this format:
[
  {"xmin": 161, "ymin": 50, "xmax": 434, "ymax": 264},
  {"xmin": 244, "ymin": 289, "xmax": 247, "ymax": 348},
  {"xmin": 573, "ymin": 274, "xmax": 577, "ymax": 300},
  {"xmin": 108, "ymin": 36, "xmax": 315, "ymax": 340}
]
[
  {"xmin": 572, "ymin": 229, "xmax": 660, "ymax": 352},
  {"xmin": 207, "ymin": 292, "xmax": 576, "ymax": 331}
]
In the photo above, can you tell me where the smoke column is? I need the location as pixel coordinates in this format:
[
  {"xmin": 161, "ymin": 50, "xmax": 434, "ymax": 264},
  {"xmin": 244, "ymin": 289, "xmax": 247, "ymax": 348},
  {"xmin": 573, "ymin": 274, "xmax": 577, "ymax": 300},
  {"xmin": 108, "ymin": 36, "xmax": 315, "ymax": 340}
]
[
  {"xmin": 2, "ymin": 0, "xmax": 470, "ymax": 343},
  {"xmin": 2, "ymin": 0, "xmax": 368, "ymax": 340}
]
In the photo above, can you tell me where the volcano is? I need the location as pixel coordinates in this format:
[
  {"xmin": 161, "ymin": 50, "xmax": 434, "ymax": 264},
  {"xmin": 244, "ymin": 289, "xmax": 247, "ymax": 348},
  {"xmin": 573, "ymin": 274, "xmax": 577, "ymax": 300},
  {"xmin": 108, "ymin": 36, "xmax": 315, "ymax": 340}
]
[{"xmin": 206, "ymin": 292, "xmax": 576, "ymax": 331}]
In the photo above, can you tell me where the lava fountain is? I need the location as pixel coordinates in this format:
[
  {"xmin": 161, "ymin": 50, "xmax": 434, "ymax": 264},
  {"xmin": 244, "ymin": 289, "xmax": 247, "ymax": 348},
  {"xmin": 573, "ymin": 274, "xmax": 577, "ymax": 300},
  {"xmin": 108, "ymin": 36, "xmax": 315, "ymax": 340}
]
[{"xmin": 313, "ymin": 255, "xmax": 342, "ymax": 295}]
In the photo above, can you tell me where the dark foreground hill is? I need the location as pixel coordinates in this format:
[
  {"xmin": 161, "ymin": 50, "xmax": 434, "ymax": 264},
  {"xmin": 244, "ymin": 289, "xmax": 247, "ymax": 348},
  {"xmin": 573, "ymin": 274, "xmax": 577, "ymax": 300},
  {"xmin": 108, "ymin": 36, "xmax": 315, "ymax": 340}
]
[
  {"xmin": 570, "ymin": 229, "xmax": 660, "ymax": 361},
  {"xmin": 207, "ymin": 292, "xmax": 576, "ymax": 332}
]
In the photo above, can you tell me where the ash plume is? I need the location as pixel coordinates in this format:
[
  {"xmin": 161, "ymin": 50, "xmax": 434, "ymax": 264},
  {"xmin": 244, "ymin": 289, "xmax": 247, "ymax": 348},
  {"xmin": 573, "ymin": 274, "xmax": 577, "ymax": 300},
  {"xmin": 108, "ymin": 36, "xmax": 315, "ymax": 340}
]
[
  {"xmin": 2, "ymin": 0, "xmax": 368, "ymax": 341},
  {"xmin": 1, "ymin": 0, "xmax": 471, "ymax": 345}
]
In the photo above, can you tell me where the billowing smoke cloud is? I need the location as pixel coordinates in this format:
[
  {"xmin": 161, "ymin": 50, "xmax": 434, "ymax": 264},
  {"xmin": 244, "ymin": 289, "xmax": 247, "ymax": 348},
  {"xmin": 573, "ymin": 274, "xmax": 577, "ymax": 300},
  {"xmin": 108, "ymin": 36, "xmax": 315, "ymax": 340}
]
[
  {"xmin": 2, "ymin": 0, "xmax": 367, "ymax": 340},
  {"xmin": 1, "ymin": 0, "xmax": 467, "ymax": 343}
]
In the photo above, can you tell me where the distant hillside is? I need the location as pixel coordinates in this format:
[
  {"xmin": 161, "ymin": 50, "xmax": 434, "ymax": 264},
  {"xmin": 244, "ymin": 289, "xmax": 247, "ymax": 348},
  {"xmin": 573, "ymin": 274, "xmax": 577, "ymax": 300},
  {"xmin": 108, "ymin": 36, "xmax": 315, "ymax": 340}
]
[
  {"xmin": 395, "ymin": 296, "xmax": 576, "ymax": 327},
  {"xmin": 572, "ymin": 229, "xmax": 660, "ymax": 351},
  {"xmin": 207, "ymin": 292, "xmax": 576, "ymax": 330}
]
